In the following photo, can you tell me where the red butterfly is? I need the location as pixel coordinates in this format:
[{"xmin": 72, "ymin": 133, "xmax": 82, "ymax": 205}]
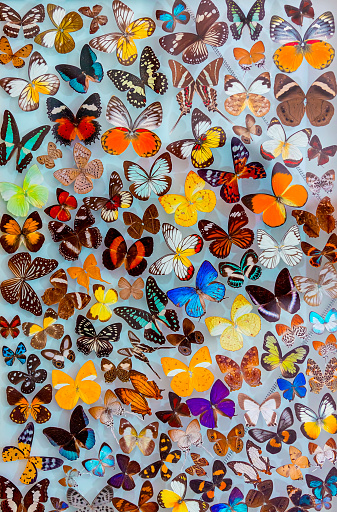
[
  {"xmin": 308, "ymin": 135, "xmax": 337, "ymax": 166},
  {"xmin": 0, "ymin": 315, "xmax": 20, "ymax": 338},
  {"xmin": 44, "ymin": 189, "xmax": 77, "ymax": 222}
]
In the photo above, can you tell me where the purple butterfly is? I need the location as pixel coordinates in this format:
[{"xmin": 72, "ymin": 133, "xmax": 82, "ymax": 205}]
[
  {"xmin": 186, "ymin": 379, "xmax": 235, "ymax": 428},
  {"xmin": 107, "ymin": 454, "xmax": 140, "ymax": 491}
]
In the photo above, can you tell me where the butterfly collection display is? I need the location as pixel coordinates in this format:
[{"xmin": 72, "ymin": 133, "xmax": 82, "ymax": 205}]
[{"xmin": 0, "ymin": 0, "xmax": 336, "ymax": 509}]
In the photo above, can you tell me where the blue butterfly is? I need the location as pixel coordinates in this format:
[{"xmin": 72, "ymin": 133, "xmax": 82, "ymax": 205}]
[
  {"xmin": 277, "ymin": 372, "xmax": 307, "ymax": 401},
  {"xmin": 306, "ymin": 467, "xmax": 337, "ymax": 500},
  {"xmin": 82, "ymin": 442, "xmax": 115, "ymax": 477},
  {"xmin": 2, "ymin": 342, "xmax": 26, "ymax": 366},
  {"xmin": 56, "ymin": 44, "xmax": 103, "ymax": 94},
  {"xmin": 156, "ymin": 0, "xmax": 190, "ymax": 33},
  {"xmin": 310, "ymin": 309, "xmax": 337, "ymax": 334},
  {"xmin": 167, "ymin": 260, "xmax": 226, "ymax": 318}
]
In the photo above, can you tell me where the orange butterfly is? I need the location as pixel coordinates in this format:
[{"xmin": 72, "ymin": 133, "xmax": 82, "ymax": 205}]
[
  {"xmin": 242, "ymin": 162, "xmax": 308, "ymax": 227},
  {"xmin": 233, "ymin": 41, "xmax": 265, "ymax": 70},
  {"xmin": 0, "ymin": 36, "xmax": 32, "ymax": 68},
  {"xmin": 115, "ymin": 370, "xmax": 163, "ymax": 418},
  {"xmin": 67, "ymin": 253, "xmax": 110, "ymax": 293}
]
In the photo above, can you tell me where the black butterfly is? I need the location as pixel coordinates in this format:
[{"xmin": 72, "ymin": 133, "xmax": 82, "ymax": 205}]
[
  {"xmin": 55, "ymin": 44, "xmax": 103, "ymax": 94},
  {"xmin": 248, "ymin": 407, "xmax": 297, "ymax": 454},
  {"xmin": 43, "ymin": 405, "xmax": 95, "ymax": 461},
  {"xmin": 108, "ymin": 46, "xmax": 168, "ymax": 108},
  {"xmin": 139, "ymin": 433, "xmax": 181, "ymax": 481},
  {"xmin": 75, "ymin": 315, "xmax": 122, "ymax": 358},
  {"xmin": 226, "ymin": 0, "xmax": 266, "ymax": 40},
  {"xmin": 8, "ymin": 354, "xmax": 47, "ymax": 394},
  {"xmin": 190, "ymin": 460, "xmax": 232, "ymax": 502}
]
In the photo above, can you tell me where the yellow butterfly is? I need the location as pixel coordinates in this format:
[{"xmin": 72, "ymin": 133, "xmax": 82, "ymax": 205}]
[
  {"xmin": 159, "ymin": 171, "xmax": 216, "ymax": 227},
  {"xmin": 158, "ymin": 473, "xmax": 208, "ymax": 512},
  {"xmin": 161, "ymin": 346, "xmax": 214, "ymax": 397},
  {"xmin": 52, "ymin": 360, "xmax": 101, "ymax": 410},
  {"xmin": 34, "ymin": 5, "xmax": 83, "ymax": 54},
  {"xmin": 89, "ymin": 0, "xmax": 155, "ymax": 65},
  {"xmin": 86, "ymin": 284, "xmax": 118, "ymax": 322},
  {"xmin": 261, "ymin": 332, "xmax": 309, "ymax": 378},
  {"xmin": 205, "ymin": 294, "xmax": 261, "ymax": 351},
  {"xmin": 67, "ymin": 253, "xmax": 110, "ymax": 293}
]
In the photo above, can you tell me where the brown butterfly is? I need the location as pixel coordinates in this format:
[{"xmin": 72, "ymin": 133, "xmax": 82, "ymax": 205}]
[
  {"xmin": 306, "ymin": 358, "xmax": 337, "ymax": 393},
  {"xmin": 308, "ymin": 135, "xmax": 337, "ymax": 166},
  {"xmin": 101, "ymin": 357, "xmax": 132, "ymax": 383},
  {"xmin": 232, "ymin": 114, "xmax": 262, "ymax": 144},
  {"xmin": 7, "ymin": 384, "xmax": 52, "ymax": 424},
  {"xmin": 118, "ymin": 277, "xmax": 144, "ymax": 300},
  {"xmin": 78, "ymin": 5, "xmax": 108, "ymax": 34},
  {"xmin": 216, "ymin": 347, "xmax": 262, "ymax": 391},
  {"xmin": 207, "ymin": 424, "xmax": 245, "ymax": 457},
  {"xmin": 22, "ymin": 308, "xmax": 64, "ymax": 350},
  {"xmin": 37, "ymin": 142, "xmax": 62, "ymax": 168},
  {"xmin": 306, "ymin": 170, "xmax": 335, "ymax": 198},
  {"xmin": 166, "ymin": 318, "xmax": 204, "ymax": 356},
  {"xmin": 245, "ymin": 480, "xmax": 289, "ymax": 512},
  {"xmin": 292, "ymin": 196, "xmax": 336, "ymax": 238},
  {"xmin": 185, "ymin": 453, "xmax": 209, "ymax": 476},
  {"xmin": 301, "ymin": 234, "xmax": 337, "ymax": 267},
  {"xmin": 89, "ymin": 389, "xmax": 137, "ymax": 432},
  {"xmin": 112, "ymin": 481, "xmax": 158, "ymax": 512},
  {"xmin": 224, "ymin": 72, "xmax": 271, "ymax": 117},
  {"xmin": 123, "ymin": 204, "xmax": 160, "ymax": 239}
]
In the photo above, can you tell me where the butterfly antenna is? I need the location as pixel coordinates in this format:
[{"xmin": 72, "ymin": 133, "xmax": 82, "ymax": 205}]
[
  {"xmin": 110, "ymin": 426, "xmax": 119, "ymax": 443},
  {"xmin": 146, "ymin": 361, "xmax": 161, "ymax": 379},
  {"xmin": 170, "ymin": 112, "xmax": 184, "ymax": 133},
  {"xmin": 215, "ymin": 108, "xmax": 234, "ymax": 125},
  {"xmin": 201, "ymin": 444, "xmax": 214, "ymax": 459},
  {"xmin": 181, "ymin": 452, "xmax": 187, "ymax": 471}
]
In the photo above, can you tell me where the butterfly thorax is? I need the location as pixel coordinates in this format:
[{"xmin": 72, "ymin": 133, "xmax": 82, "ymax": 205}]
[{"xmin": 106, "ymin": 195, "xmax": 121, "ymax": 210}]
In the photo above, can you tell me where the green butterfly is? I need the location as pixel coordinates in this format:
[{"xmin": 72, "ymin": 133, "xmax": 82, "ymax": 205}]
[{"xmin": 0, "ymin": 164, "xmax": 48, "ymax": 217}]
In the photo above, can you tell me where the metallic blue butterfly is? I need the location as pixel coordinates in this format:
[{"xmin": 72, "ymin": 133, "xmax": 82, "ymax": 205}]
[
  {"xmin": 82, "ymin": 442, "xmax": 115, "ymax": 477},
  {"xmin": 2, "ymin": 342, "xmax": 26, "ymax": 366},
  {"xmin": 277, "ymin": 372, "xmax": 307, "ymax": 402}
]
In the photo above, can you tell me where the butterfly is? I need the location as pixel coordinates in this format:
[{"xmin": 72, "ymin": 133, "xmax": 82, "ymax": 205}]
[
  {"xmin": 224, "ymin": 72, "xmax": 271, "ymax": 117},
  {"xmin": 48, "ymin": 205, "xmax": 102, "ymax": 261},
  {"xmin": 6, "ymin": 385, "xmax": 52, "ymax": 424},
  {"xmin": 113, "ymin": 481, "xmax": 159, "ymax": 512},
  {"xmin": 293, "ymin": 197, "xmax": 336, "ymax": 240},
  {"xmin": 0, "ymin": 51, "xmax": 59, "ymax": 111},
  {"xmin": 67, "ymin": 486, "xmax": 114, "ymax": 512},
  {"xmin": 2, "ymin": 342, "xmax": 26, "ymax": 366},
  {"xmin": 226, "ymin": 0, "xmax": 265, "ymax": 39},
  {"xmin": 0, "ymin": 315, "xmax": 20, "ymax": 338},
  {"xmin": 124, "ymin": 152, "xmax": 172, "ymax": 201},
  {"xmin": 56, "ymin": 44, "xmax": 103, "ymax": 94},
  {"xmin": 123, "ymin": 204, "xmax": 160, "ymax": 239},
  {"xmin": 43, "ymin": 405, "xmax": 95, "ymax": 461},
  {"xmin": 52, "ymin": 360, "xmax": 101, "ymax": 410},
  {"xmin": 119, "ymin": 419, "xmax": 159, "ymax": 456},
  {"xmin": 0, "ymin": 477, "xmax": 49, "ymax": 512},
  {"xmin": 285, "ymin": 0, "xmax": 314, "ymax": 25},
  {"xmin": 41, "ymin": 335, "xmax": 75, "ymax": 369},
  {"xmin": 275, "ymin": 314, "xmax": 307, "ymax": 346},
  {"xmin": 219, "ymin": 249, "xmax": 262, "ymax": 288},
  {"xmin": 308, "ymin": 438, "xmax": 337, "ymax": 468},
  {"xmin": 2, "ymin": 422, "xmax": 63, "ymax": 485},
  {"xmin": 238, "ymin": 392, "xmax": 281, "ymax": 427},
  {"xmin": 107, "ymin": 454, "xmax": 140, "ymax": 491},
  {"xmin": 0, "ymin": 3, "xmax": 44, "ymax": 38},
  {"xmin": 167, "ymin": 108, "xmax": 226, "ymax": 169},
  {"xmin": 216, "ymin": 347, "xmax": 261, "ymax": 391},
  {"xmin": 168, "ymin": 419, "xmax": 208, "ymax": 455},
  {"xmin": 207, "ymin": 425, "xmax": 245, "ymax": 457},
  {"xmin": 59, "ymin": 466, "xmax": 81, "ymax": 488},
  {"xmin": 89, "ymin": 0, "xmax": 155, "ymax": 65},
  {"xmin": 313, "ymin": 331, "xmax": 337, "ymax": 357},
  {"xmin": 0, "ymin": 35, "xmax": 32, "ymax": 67},
  {"xmin": 114, "ymin": 276, "xmax": 179, "ymax": 345},
  {"xmin": 166, "ymin": 318, "xmax": 204, "ymax": 356},
  {"xmin": 286, "ymin": 486, "xmax": 314, "ymax": 512},
  {"xmin": 274, "ymin": 72, "xmax": 336, "ymax": 127},
  {"xmin": 1, "ymin": 252, "xmax": 58, "ymax": 316},
  {"xmin": 102, "ymin": 228, "xmax": 153, "ymax": 276},
  {"xmin": 306, "ymin": 358, "xmax": 337, "ymax": 393},
  {"xmin": 37, "ymin": 143, "xmax": 62, "ymax": 171},
  {"xmin": 34, "ymin": 5, "xmax": 83, "ymax": 53},
  {"xmin": 108, "ymin": 46, "xmax": 168, "ymax": 108},
  {"xmin": 302, "ymin": 234, "xmax": 337, "ymax": 267},
  {"xmin": 8, "ymin": 353, "xmax": 47, "ymax": 394},
  {"xmin": 101, "ymin": 356, "xmax": 132, "ymax": 384},
  {"xmin": 67, "ymin": 253, "xmax": 109, "ymax": 294},
  {"xmin": 306, "ymin": 467, "xmax": 337, "ymax": 500},
  {"xmin": 101, "ymin": 96, "xmax": 162, "ymax": 157},
  {"xmin": 159, "ymin": 0, "xmax": 228, "ymax": 65},
  {"xmin": 86, "ymin": 285, "xmax": 118, "ymax": 322},
  {"xmin": 82, "ymin": 442, "xmax": 114, "ymax": 477},
  {"xmin": 257, "ymin": 225, "xmax": 302, "ymax": 269},
  {"xmin": 22, "ymin": 308, "xmax": 64, "ymax": 350},
  {"xmin": 199, "ymin": 138, "xmax": 266, "ymax": 203},
  {"xmin": 45, "ymin": 189, "xmax": 77, "ymax": 223},
  {"xmin": 75, "ymin": 315, "xmax": 122, "ymax": 358},
  {"xmin": 261, "ymin": 332, "xmax": 309, "ymax": 377},
  {"xmin": 115, "ymin": 370, "xmax": 163, "ymax": 418},
  {"xmin": 246, "ymin": 267, "xmax": 301, "ymax": 322},
  {"xmin": 158, "ymin": 472, "xmax": 208, "ymax": 512},
  {"xmin": 168, "ymin": 58, "xmax": 231, "ymax": 130},
  {"xmin": 139, "ymin": 432, "xmax": 179, "ymax": 481},
  {"xmin": 78, "ymin": 5, "xmax": 108, "ymax": 34},
  {"xmin": 150, "ymin": 223, "xmax": 203, "ymax": 281},
  {"xmin": 168, "ymin": 260, "xmax": 226, "ymax": 318},
  {"xmin": 233, "ymin": 41, "xmax": 265, "ymax": 70},
  {"xmin": 295, "ymin": 392, "xmax": 337, "ymax": 439},
  {"xmin": 260, "ymin": 118, "xmax": 311, "ymax": 167},
  {"xmin": 0, "ymin": 110, "xmax": 50, "ymax": 173},
  {"xmin": 159, "ymin": 171, "xmax": 216, "ymax": 227},
  {"xmin": 249, "ymin": 407, "xmax": 297, "ymax": 454},
  {"xmin": 118, "ymin": 277, "xmax": 144, "ymax": 300},
  {"xmin": 210, "ymin": 487, "xmax": 246, "ymax": 512},
  {"xmin": 186, "ymin": 453, "xmax": 210, "ymax": 477},
  {"xmin": 232, "ymin": 114, "xmax": 263, "ymax": 146},
  {"xmin": 186, "ymin": 379, "xmax": 235, "ymax": 428},
  {"xmin": 190, "ymin": 460, "xmax": 232, "ymax": 502},
  {"xmin": 89, "ymin": 389, "xmax": 129, "ymax": 430},
  {"xmin": 162, "ymin": 346, "xmax": 214, "ymax": 397},
  {"xmin": 156, "ymin": 0, "xmax": 190, "ymax": 32},
  {"xmin": 50, "ymin": 497, "xmax": 69, "ymax": 512},
  {"xmin": 293, "ymin": 262, "xmax": 337, "ymax": 306},
  {"xmin": 308, "ymin": 134, "xmax": 337, "ymax": 165},
  {"xmin": 227, "ymin": 441, "xmax": 273, "ymax": 484},
  {"xmin": 0, "ymin": 211, "xmax": 44, "ymax": 254},
  {"xmin": 306, "ymin": 170, "xmax": 335, "ymax": 198},
  {"xmin": 155, "ymin": 393, "xmax": 191, "ymax": 428},
  {"xmin": 276, "ymin": 446, "xmax": 310, "ymax": 480},
  {"xmin": 270, "ymin": 12, "xmax": 335, "ymax": 72}
]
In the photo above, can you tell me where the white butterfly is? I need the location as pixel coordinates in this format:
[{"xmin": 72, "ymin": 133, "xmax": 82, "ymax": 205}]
[
  {"xmin": 224, "ymin": 72, "xmax": 271, "ymax": 117},
  {"xmin": 294, "ymin": 262, "xmax": 337, "ymax": 307},
  {"xmin": 257, "ymin": 225, "xmax": 302, "ymax": 269},
  {"xmin": 308, "ymin": 437, "xmax": 337, "ymax": 468},
  {"xmin": 310, "ymin": 309, "xmax": 337, "ymax": 334},
  {"xmin": 306, "ymin": 170, "xmax": 335, "ymax": 198},
  {"xmin": 260, "ymin": 117, "xmax": 311, "ymax": 167},
  {"xmin": 0, "ymin": 51, "xmax": 59, "ymax": 111},
  {"xmin": 67, "ymin": 486, "xmax": 114, "ymax": 512},
  {"xmin": 168, "ymin": 419, "xmax": 202, "ymax": 452},
  {"xmin": 238, "ymin": 392, "xmax": 281, "ymax": 427}
]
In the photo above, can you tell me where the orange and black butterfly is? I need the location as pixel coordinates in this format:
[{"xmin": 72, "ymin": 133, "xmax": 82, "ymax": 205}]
[
  {"xmin": 189, "ymin": 460, "xmax": 232, "ymax": 502},
  {"xmin": 113, "ymin": 481, "xmax": 158, "ymax": 512},
  {"xmin": 139, "ymin": 433, "xmax": 181, "ymax": 481},
  {"xmin": 198, "ymin": 138, "xmax": 266, "ymax": 203},
  {"xmin": 0, "ymin": 315, "xmax": 20, "ymax": 338},
  {"xmin": 301, "ymin": 234, "xmax": 337, "ymax": 267},
  {"xmin": 6, "ymin": 385, "xmax": 52, "ymax": 424},
  {"xmin": 115, "ymin": 370, "xmax": 163, "ymax": 418},
  {"xmin": 0, "ymin": 211, "xmax": 44, "ymax": 253},
  {"xmin": 198, "ymin": 204, "xmax": 254, "ymax": 259}
]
